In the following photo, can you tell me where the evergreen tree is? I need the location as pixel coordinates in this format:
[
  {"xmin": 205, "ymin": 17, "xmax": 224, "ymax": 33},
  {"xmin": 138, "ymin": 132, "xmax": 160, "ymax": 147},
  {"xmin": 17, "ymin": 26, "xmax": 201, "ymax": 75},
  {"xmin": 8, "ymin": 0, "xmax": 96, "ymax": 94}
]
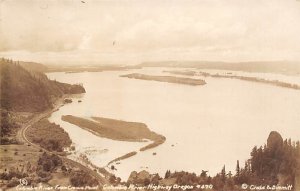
[
  {"xmin": 164, "ymin": 170, "xmax": 171, "ymax": 179},
  {"xmin": 200, "ymin": 170, "xmax": 208, "ymax": 178},
  {"xmin": 236, "ymin": 160, "xmax": 240, "ymax": 176},
  {"xmin": 221, "ymin": 165, "xmax": 226, "ymax": 183}
]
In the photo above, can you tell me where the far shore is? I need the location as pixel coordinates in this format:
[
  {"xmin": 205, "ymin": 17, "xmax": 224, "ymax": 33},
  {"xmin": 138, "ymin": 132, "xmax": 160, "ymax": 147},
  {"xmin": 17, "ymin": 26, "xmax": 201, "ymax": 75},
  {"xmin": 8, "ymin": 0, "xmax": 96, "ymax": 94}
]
[
  {"xmin": 120, "ymin": 73, "xmax": 206, "ymax": 86},
  {"xmin": 46, "ymin": 65, "xmax": 141, "ymax": 73}
]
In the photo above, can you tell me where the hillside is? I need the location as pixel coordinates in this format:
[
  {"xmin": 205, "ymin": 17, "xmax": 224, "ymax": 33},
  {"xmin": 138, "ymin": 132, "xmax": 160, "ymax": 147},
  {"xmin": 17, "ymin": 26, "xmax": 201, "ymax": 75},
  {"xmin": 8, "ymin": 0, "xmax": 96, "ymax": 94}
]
[
  {"xmin": 18, "ymin": 61, "xmax": 48, "ymax": 73},
  {"xmin": 0, "ymin": 58, "xmax": 85, "ymax": 112}
]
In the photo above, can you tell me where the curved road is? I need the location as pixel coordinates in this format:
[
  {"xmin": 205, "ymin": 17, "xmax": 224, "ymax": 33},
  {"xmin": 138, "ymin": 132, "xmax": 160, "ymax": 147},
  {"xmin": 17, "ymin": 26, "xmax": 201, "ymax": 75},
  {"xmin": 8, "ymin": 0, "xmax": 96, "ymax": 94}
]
[{"xmin": 16, "ymin": 100, "xmax": 108, "ymax": 185}]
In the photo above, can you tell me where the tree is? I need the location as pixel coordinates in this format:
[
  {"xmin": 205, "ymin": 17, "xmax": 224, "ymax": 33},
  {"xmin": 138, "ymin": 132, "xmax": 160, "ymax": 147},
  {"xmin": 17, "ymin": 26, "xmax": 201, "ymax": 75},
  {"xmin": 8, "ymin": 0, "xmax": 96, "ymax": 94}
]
[
  {"xmin": 221, "ymin": 165, "xmax": 226, "ymax": 183},
  {"xmin": 70, "ymin": 170, "xmax": 98, "ymax": 187},
  {"xmin": 236, "ymin": 160, "xmax": 240, "ymax": 176},
  {"xmin": 164, "ymin": 170, "xmax": 171, "ymax": 179},
  {"xmin": 109, "ymin": 175, "xmax": 117, "ymax": 184},
  {"xmin": 0, "ymin": 111, "xmax": 11, "ymax": 137},
  {"xmin": 200, "ymin": 170, "xmax": 208, "ymax": 178},
  {"xmin": 144, "ymin": 178, "xmax": 150, "ymax": 186},
  {"xmin": 151, "ymin": 174, "xmax": 161, "ymax": 185}
]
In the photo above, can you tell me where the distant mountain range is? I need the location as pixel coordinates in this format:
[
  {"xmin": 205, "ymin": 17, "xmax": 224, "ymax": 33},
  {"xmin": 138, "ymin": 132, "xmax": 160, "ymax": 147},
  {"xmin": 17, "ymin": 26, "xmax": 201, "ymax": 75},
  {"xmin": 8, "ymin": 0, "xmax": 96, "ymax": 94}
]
[
  {"xmin": 12, "ymin": 59, "xmax": 300, "ymax": 75},
  {"xmin": 139, "ymin": 61, "xmax": 300, "ymax": 75},
  {"xmin": 0, "ymin": 59, "xmax": 85, "ymax": 112}
]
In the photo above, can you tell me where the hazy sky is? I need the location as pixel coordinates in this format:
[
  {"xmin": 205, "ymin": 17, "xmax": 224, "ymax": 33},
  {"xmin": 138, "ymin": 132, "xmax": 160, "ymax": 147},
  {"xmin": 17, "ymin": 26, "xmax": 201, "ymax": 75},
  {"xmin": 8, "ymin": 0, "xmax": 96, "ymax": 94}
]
[{"xmin": 1, "ymin": 0, "xmax": 300, "ymax": 65}]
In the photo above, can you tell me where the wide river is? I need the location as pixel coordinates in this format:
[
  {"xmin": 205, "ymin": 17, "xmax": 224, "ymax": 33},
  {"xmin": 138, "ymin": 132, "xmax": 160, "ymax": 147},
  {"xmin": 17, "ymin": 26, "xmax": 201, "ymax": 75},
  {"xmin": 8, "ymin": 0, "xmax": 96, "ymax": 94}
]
[{"xmin": 47, "ymin": 68, "xmax": 300, "ymax": 181}]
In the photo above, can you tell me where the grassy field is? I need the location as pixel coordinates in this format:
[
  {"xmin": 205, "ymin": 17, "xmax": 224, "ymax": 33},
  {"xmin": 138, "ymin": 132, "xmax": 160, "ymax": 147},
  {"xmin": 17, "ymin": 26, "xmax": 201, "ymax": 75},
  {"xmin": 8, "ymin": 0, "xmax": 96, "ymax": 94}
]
[
  {"xmin": 0, "ymin": 144, "xmax": 40, "ymax": 174},
  {"xmin": 0, "ymin": 144, "xmax": 53, "ymax": 189}
]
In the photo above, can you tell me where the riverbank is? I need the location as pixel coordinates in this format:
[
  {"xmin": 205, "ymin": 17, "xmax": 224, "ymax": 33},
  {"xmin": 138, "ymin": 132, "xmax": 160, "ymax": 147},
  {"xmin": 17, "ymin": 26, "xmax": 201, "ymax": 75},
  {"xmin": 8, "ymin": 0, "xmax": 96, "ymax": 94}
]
[{"xmin": 120, "ymin": 73, "xmax": 206, "ymax": 86}]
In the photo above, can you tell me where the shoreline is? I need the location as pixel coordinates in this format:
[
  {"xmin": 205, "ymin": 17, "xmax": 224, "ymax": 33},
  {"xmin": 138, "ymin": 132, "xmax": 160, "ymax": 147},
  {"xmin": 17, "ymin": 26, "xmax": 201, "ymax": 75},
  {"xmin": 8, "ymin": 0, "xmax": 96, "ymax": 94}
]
[
  {"xmin": 50, "ymin": 97, "xmax": 114, "ymax": 179},
  {"xmin": 0, "ymin": 94, "xmax": 109, "ymax": 190},
  {"xmin": 23, "ymin": 95, "xmax": 111, "ymax": 181}
]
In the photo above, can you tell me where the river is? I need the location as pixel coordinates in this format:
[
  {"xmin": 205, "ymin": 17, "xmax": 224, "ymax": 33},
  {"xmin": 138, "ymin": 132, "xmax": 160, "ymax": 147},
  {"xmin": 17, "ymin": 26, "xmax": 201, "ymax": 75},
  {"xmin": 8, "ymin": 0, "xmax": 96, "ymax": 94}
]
[{"xmin": 47, "ymin": 68, "xmax": 300, "ymax": 181}]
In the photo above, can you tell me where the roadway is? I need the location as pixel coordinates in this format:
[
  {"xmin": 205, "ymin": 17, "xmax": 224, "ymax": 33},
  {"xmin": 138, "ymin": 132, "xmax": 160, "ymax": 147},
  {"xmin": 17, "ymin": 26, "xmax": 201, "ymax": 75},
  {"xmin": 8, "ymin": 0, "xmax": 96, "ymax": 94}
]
[{"xmin": 16, "ymin": 99, "xmax": 108, "ymax": 185}]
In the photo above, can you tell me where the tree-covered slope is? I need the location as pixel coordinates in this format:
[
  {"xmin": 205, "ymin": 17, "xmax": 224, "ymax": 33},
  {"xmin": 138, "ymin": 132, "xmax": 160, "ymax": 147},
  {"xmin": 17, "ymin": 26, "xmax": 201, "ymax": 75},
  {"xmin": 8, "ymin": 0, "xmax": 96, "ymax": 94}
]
[{"xmin": 0, "ymin": 58, "xmax": 85, "ymax": 112}]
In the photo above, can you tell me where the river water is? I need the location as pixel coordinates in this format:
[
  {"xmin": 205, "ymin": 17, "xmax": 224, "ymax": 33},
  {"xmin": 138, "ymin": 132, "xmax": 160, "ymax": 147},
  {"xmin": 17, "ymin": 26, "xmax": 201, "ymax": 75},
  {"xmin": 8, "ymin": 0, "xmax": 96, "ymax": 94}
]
[{"xmin": 47, "ymin": 68, "xmax": 300, "ymax": 181}]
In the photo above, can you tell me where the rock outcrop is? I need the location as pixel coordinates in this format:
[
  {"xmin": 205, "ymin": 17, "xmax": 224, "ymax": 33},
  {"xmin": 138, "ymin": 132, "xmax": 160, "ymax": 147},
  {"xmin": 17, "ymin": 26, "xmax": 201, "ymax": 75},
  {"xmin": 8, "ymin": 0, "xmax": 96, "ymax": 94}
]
[{"xmin": 267, "ymin": 131, "xmax": 283, "ymax": 150}]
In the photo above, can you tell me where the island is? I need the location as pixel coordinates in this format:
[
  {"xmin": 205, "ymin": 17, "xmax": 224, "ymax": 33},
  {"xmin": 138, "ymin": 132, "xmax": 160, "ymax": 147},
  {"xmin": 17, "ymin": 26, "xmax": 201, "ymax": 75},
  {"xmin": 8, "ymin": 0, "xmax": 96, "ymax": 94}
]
[
  {"xmin": 120, "ymin": 73, "xmax": 206, "ymax": 86},
  {"xmin": 165, "ymin": 70, "xmax": 300, "ymax": 90},
  {"xmin": 61, "ymin": 115, "xmax": 166, "ymax": 152}
]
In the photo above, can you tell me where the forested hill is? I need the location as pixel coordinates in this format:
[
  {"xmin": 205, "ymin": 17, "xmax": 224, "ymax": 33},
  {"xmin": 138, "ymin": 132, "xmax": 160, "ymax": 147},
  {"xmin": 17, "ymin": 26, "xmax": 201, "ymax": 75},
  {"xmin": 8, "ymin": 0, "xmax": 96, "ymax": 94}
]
[
  {"xmin": 18, "ymin": 61, "xmax": 48, "ymax": 73},
  {"xmin": 0, "ymin": 58, "xmax": 85, "ymax": 112}
]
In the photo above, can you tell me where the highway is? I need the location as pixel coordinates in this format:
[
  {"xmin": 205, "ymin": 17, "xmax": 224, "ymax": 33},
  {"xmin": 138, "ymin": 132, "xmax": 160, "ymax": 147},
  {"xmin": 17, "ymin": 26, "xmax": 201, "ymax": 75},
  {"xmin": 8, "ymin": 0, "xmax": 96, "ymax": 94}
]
[{"xmin": 16, "ymin": 99, "xmax": 108, "ymax": 185}]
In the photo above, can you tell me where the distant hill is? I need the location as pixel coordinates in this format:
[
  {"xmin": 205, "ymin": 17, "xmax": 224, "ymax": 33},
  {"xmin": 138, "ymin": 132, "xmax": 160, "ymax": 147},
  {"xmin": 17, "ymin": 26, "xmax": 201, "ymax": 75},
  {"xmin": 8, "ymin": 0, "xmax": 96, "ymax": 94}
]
[
  {"xmin": 18, "ymin": 61, "xmax": 48, "ymax": 73},
  {"xmin": 46, "ymin": 64, "xmax": 141, "ymax": 73},
  {"xmin": 139, "ymin": 61, "xmax": 300, "ymax": 75},
  {"xmin": 0, "ymin": 58, "xmax": 85, "ymax": 112}
]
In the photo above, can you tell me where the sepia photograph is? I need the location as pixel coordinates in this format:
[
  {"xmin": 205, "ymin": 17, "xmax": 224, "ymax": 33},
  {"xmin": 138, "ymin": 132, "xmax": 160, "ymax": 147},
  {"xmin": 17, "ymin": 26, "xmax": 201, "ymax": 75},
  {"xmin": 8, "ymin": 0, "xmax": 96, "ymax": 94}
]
[{"xmin": 0, "ymin": 0, "xmax": 300, "ymax": 190}]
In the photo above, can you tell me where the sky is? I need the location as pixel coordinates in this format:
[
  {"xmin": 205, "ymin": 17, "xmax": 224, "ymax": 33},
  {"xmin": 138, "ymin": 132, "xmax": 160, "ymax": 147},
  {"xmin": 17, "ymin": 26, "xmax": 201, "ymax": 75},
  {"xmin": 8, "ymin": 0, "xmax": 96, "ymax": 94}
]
[{"xmin": 0, "ymin": 0, "xmax": 300, "ymax": 65}]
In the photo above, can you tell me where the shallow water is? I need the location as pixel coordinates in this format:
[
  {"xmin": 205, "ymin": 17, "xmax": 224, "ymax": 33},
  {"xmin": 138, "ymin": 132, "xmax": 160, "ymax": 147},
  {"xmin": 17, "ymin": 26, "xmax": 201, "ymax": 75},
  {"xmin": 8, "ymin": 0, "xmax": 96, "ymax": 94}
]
[{"xmin": 47, "ymin": 68, "xmax": 300, "ymax": 181}]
